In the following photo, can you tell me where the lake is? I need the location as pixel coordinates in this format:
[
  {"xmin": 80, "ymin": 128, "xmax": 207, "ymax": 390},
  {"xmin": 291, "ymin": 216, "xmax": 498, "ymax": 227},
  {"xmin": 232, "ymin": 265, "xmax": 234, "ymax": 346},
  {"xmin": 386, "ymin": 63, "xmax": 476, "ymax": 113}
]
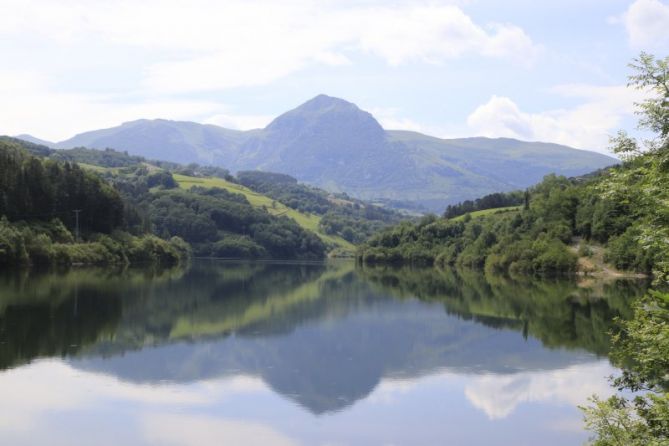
[{"xmin": 0, "ymin": 260, "xmax": 647, "ymax": 445}]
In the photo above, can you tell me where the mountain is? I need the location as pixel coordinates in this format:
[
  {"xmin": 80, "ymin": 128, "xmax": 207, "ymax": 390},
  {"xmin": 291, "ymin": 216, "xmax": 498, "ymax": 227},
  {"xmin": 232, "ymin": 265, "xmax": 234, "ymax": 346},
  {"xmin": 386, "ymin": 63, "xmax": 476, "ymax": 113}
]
[
  {"xmin": 56, "ymin": 119, "xmax": 247, "ymax": 165},
  {"xmin": 29, "ymin": 95, "xmax": 617, "ymax": 211},
  {"xmin": 14, "ymin": 134, "xmax": 56, "ymax": 148}
]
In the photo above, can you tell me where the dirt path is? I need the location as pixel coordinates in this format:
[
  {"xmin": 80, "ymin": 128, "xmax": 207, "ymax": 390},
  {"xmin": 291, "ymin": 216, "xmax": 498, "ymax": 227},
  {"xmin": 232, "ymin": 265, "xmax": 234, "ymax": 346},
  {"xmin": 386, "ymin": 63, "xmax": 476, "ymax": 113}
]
[{"xmin": 570, "ymin": 237, "xmax": 647, "ymax": 279}]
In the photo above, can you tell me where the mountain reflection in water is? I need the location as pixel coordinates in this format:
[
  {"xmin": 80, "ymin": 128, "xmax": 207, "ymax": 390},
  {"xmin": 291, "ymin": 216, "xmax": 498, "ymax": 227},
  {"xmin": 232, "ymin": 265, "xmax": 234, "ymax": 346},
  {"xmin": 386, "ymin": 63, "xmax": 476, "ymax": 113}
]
[{"xmin": 0, "ymin": 260, "xmax": 647, "ymax": 445}]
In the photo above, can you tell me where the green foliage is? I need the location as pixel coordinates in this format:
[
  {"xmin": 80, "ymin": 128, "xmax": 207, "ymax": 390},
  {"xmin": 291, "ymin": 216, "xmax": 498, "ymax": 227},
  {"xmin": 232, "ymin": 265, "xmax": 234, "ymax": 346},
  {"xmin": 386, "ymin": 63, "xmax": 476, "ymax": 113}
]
[
  {"xmin": 0, "ymin": 217, "xmax": 29, "ymax": 265},
  {"xmin": 611, "ymin": 291, "xmax": 669, "ymax": 393},
  {"xmin": 52, "ymin": 241, "xmax": 125, "ymax": 265},
  {"xmin": 0, "ymin": 139, "xmax": 124, "ymax": 235},
  {"xmin": 583, "ymin": 394, "xmax": 668, "ymax": 446},
  {"xmin": 237, "ymin": 170, "xmax": 405, "ymax": 243},
  {"xmin": 582, "ymin": 53, "xmax": 669, "ymax": 445},
  {"xmin": 51, "ymin": 147, "xmax": 145, "ymax": 168},
  {"xmin": 358, "ymin": 175, "xmax": 580, "ymax": 275},
  {"xmin": 0, "ymin": 141, "xmax": 189, "ymax": 267},
  {"xmin": 7, "ymin": 136, "xmax": 404, "ymax": 255},
  {"xmin": 628, "ymin": 53, "xmax": 669, "ymax": 141},
  {"xmin": 319, "ymin": 208, "xmax": 402, "ymax": 244},
  {"xmin": 0, "ymin": 213, "xmax": 188, "ymax": 267},
  {"xmin": 605, "ymin": 227, "xmax": 657, "ymax": 272},
  {"xmin": 124, "ymin": 234, "xmax": 186, "ymax": 265},
  {"xmin": 146, "ymin": 188, "xmax": 326, "ymax": 259},
  {"xmin": 444, "ymin": 191, "xmax": 524, "ymax": 219},
  {"xmin": 599, "ymin": 54, "xmax": 669, "ymax": 283},
  {"xmin": 146, "ymin": 171, "xmax": 178, "ymax": 189},
  {"xmin": 83, "ymin": 161, "xmax": 330, "ymax": 259},
  {"xmin": 238, "ymin": 170, "xmax": 334, "ymax": 214},
  {"xmin": 582, "ymin": 292, "xmax": 669, "ymax": 445},
  {"xmin": 211, "ymin": 236, "xmax": 267, "ymax": 258}
]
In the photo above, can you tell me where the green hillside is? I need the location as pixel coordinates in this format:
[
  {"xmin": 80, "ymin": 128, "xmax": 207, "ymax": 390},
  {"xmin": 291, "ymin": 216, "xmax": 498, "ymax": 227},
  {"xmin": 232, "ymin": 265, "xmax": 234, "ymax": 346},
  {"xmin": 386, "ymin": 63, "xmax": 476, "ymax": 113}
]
[
  {"xmin": 174, "ymin": 174, "xmax": 355, "ymax": 251},
  {"xmin": 0, "ymin": 138, "xmax": 329, "ymax": 261},
  {"xmin": 358, "ymin": 54, "xmax": 669, "ymax": 283},
  {"xmin": 24, "ymin": 142, "xmax": 397, "ymax": 255},
  {"xmin": 5, "ymin": 138, "xmax": 401, "ymax": 257},
  {"xmin": 450, "ymin": 206, "xmax": 521, "ymax": 222},
  {"xmin": 0, "ymin": 137, "xmax": 189, "ymax": 267}
]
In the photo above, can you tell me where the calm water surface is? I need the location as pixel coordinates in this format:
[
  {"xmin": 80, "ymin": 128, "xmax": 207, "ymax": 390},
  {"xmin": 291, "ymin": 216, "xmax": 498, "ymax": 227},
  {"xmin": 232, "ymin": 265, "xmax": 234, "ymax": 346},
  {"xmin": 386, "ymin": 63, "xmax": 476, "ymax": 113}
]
[{"xmin": 0, "ymin": 260, "xmax": 647, "ymax": 445}]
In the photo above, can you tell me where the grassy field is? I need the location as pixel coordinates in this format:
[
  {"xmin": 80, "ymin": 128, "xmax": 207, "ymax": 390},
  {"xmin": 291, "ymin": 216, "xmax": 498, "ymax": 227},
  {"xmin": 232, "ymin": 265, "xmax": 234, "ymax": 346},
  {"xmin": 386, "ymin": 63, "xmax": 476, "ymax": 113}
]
[
  {"xmin": 77, "ymin": 162, "xmax": 113, "ymax": 173},
  {"xmin": 173, "ymin": 174, "xmax": 355, "ymax": 251},
  {"xmin": 451, "ymin": 206, "xmax": 522, "ymax": 222}
]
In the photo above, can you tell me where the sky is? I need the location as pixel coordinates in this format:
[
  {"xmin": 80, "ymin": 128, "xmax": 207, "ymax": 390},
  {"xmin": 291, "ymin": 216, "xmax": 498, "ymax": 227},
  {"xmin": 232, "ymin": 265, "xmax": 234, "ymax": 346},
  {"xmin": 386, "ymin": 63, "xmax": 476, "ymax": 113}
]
[{"xmin": 1, "ymin": 0, "xmax": 669, "ymax": 154}]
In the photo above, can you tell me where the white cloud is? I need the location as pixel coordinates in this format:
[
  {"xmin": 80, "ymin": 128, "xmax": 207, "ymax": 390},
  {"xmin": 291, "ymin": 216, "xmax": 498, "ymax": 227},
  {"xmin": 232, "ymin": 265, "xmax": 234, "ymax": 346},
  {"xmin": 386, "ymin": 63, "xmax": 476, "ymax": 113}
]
[
  {"xmin": 466, "ymin": 83, "xmax": 647, "ymax": 151},
  {"xmin": 143, "ymin": 44, "xmax": 313, "ymax": 93},
  {"xmin": 0, "ymin": 69, "xmax": 246, "ymax": 141},
  {"xmin": 0, "ymin": 0, "xmax": 544, "ymax": 138},
  {"xmin": 620, "ymin": 0, "xmax": 669, "ymax": 49},
  {"xmin": 482, "ymin": 23, "xmax": 539, "ymax": 61},
  {"xmin": 136, "ymin": 2, "xmax": 540, "ymax": 93},
  {"xmin": 464, "ymin": 362, "xmax": 615, "ymax": 420},
  {"xmin": 0, "ymin": 1, "xmax": 540, "ymax": 94},
  {"xmin": 142, "ymin": 414, "xmax": 298, "ymax": 446},
  {"xmin": 0, "ymin": 359, "xmax": 269, "ymax": 440},
  {"xmin": 0, "ymin": 357, "xmax": 612, "ymax": 443},
  {"xmin": 357, "ymin": 5, "xmax": 540, "ymax": 66},
  {"xmin": 467, "ymin": 96, "xmax": 534, "ymax": 139},
  {"xmin": 367, "ymin": 361, "xmax": 615, "ymax": 421},
  {"xmin": 313, "ymin": 51, "xmax": 353, "ymax": 67},
  {"xmin": 0, "ymin": 360, "xmax": 204, "ymax": 432}
]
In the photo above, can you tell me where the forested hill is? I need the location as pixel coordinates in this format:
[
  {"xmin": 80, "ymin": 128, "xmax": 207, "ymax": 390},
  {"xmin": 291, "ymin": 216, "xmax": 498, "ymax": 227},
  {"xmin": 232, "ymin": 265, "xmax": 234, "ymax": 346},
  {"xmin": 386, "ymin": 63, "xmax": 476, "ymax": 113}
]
[
  {"xmin": 359, "ymin": 57, "xmax": 669, "ymax": 283},
  {"xmin": 0, "ymin": 137, "xmax": 189, "ymax": 267},
  {"xmin": 0, "ymin": 137, "xmax": 327, "ymax": 262},
  {"xmin": 358, "ymin": 154, "xmax": 668, "ymax": 278},
  {"xmin": 0, "ymin": 136, "xmax": 405, "ymax": 263},
  {"xmin": 0, "ymin": 139, "xmax": 122, "ymax": 233}
]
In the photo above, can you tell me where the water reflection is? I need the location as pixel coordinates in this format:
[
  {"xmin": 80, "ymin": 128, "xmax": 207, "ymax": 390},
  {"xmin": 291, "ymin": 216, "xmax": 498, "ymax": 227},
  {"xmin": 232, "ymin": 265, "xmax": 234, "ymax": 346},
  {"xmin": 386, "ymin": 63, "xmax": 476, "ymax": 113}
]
[
  {"xmin": 359, "ymin": 266, "xmax": 643, "ymax": 355},
  {"xmin": 0, "ymin": 261, "xmax": 648, "ymax": 445}
]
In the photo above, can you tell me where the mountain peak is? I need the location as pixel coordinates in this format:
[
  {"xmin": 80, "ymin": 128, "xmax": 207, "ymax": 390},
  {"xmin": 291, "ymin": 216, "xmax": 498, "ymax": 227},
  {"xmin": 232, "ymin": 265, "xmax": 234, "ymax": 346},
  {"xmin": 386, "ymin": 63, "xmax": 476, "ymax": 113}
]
[
  {"xmin": 301, "ymin": 94, "xmax": 356, "ymax": 110},
  {"xmin": 265, "ymin": 94, "xmax": 382, "ymax": 135}
]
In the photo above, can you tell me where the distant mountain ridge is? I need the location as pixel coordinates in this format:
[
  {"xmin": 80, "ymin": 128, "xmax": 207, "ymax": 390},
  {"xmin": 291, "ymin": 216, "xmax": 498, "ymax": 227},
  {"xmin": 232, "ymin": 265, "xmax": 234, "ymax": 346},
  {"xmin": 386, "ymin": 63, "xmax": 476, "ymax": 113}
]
[
  {"xmin": 16, "ymin": 95, "xmax": 616, "ymax": 211},
  {"xmin": 15, "ymin": 134, "xmax": 57, "ymax": 148}
]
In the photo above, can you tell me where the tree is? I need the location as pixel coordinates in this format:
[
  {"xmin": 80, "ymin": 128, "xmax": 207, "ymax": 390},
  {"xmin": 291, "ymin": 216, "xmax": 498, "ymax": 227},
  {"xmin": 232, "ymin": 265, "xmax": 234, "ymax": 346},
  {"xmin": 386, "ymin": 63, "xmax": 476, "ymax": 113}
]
[
  {"xmin": 628, "ymin": 52, "xmax": 669, "ymax": 143},
  {"xmin": 582, "ymin": 53, "xmax": 669, "ymax": 446},
  {"xmin": 582, "ymin": 292, "xmax": 669, "ymax": 445}
]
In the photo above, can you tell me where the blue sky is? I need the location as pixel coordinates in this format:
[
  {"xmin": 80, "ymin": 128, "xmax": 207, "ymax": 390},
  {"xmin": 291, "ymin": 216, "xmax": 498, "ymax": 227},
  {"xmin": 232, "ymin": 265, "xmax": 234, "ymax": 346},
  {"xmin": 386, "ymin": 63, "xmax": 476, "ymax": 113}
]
[{"xmin": 1, "ymin": 0, "xmax": 669, "ymax": 153}]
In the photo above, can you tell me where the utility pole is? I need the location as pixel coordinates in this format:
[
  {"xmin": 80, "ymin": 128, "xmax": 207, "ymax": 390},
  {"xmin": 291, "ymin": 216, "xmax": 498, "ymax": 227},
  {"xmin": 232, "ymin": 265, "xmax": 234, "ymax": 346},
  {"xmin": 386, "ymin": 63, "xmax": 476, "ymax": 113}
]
[{"xmin": 73, "ymin": 209, "xmax": 82, "ymax": 242}]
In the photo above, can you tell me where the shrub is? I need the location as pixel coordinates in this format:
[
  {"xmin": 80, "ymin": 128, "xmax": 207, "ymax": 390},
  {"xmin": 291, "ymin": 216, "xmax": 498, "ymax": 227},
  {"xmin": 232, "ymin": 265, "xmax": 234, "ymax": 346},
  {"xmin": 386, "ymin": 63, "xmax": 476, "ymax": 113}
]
[
  {"xmin": 25, "ymin": 233, "xmax": 55, "ymax": 264},
  {"xmin": 126, "ymin": 235, "xmax": 181, "ymax": 266},
  {"xmin": 0, "ymin": 218, "xmax": 29, "ymax": 265},
  {"xmin": 605, "ymin": 227, "xmax": 655, "ymax": 273},
  {"xmin": 532, "ymin": 241, "xmax": 577, "ymax": 274},
  {"xmin": 211, "ymin": 236, "xmax": 266, "ymax": 259}
]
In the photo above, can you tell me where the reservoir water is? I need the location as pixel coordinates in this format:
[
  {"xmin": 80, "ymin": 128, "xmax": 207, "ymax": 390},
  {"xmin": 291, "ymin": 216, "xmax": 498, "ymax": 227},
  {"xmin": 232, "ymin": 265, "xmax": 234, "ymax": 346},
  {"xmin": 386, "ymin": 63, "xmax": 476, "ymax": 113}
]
[{"xmin": 0, "ymin": 260, "xmax": 646, "ymax": 445}]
